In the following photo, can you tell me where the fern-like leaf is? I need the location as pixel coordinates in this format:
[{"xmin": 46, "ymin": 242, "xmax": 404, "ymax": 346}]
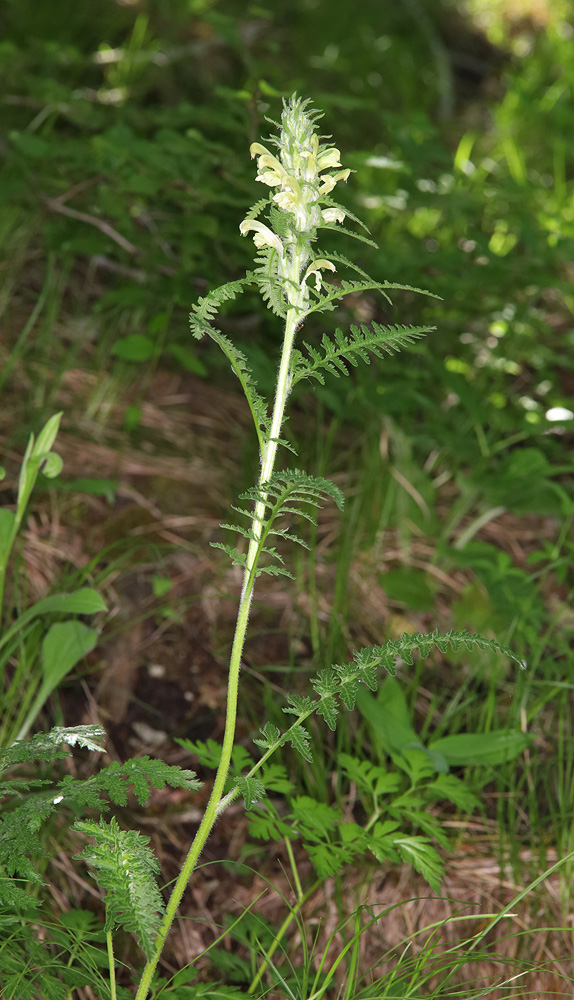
[
  {"xmin": 253, "ymin": 722, "xmax": 282, "ymax": 752},
  {"xmin": 218, "ymin": 471, "xmax": 343, "ymax": 575},
  {"xmin": 0, "ymin": 725, "xmax": 106, "ymax": 773},
  {"xmin": 241, "ymin": 470, "xmax": 345, "ymax": 519},
  {"xmin": 291, "ymin": 323, "xmax": 432, "ymax": 387},
  {"xmin": 319, "ymin": 222, "xmax": 378, "ymax": 247},
  {"xmin": 243, "ymin": 196, "xmax": 271, "ymax": 221},
  {"xmin": 235, "ymin": 775, "xmax": 266, "ymax": 810},
  {"xmin": 189, "ymin": 275, "xmax": 253, "ymax": 340},
  {"xmin": 253, "ymin": 246, "xmax": 287, "ymax": 317},
  {"xmin": 351, "ymin": 628, "xmax": 525, "ymax": 677},
  {"xmin": 74, "ymin": 816, "xmax": 163, "ymax": 960},
  {"xmin": 284, "ymin": 725, "xmax": 313, "ymax": 762},
  {"xmin": 210, "ymin": 542, "xmax": 249, "ymax": 569},
  {"xmin": 394, "ymin": 835, "xmax": 444, "ymax": 893},
  {"xmin": 305, "ymin": 278, "xmax": 395, "ymax": 317},
  {"xmin": 60, "ymin": 757, "xmax": 201, "ymax": 810},
  {"xmin": 194, "ymin": 327, "xmax": 270, "ymax": 451}
]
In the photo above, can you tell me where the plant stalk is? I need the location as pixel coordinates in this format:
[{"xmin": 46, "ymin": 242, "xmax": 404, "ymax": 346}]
[{"xmin": 134, "ymin": 249, "xmax": 306, "ymax": 1000}]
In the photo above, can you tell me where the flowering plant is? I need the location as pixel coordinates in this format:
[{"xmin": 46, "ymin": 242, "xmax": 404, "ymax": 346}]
[{"xmin": 0, "ymin": 95, "xmax": 524, "ymax": 1000}]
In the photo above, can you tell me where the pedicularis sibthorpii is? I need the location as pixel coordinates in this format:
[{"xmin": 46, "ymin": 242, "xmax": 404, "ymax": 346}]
[{"xmin": 1, "ymin": 96, "xmax": 525, "ymax": 999}]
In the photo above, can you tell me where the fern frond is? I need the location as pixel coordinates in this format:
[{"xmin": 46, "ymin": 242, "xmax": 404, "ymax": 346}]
[
  {"xmin": 189, "ymin": 275, "xmax": 253, "ymax": 340},
  {"xmin": 254, "ymin": 246, "xmax": 287, "ymax": 317},
  {"xmin": 319, "ymin": 222, "xmax": 378, "ymax": 247},
  {"xmin": 291, "ymin": 323, "xmax": 432, "ymax": 386},
  {"xmin": 0, "ymin": 725, "xmax": 106, "ymax": 774},
  {"xmin": 191, "ymin": 326, "xmax": 270, "ymax": 452},
  {"xmin": 305, "ymin": 278, "xmax": 395, "ymax": 318},
  {"xmin": 351, "ymin": 628, "xmax": 526, "ymax": 676},
  {"xmin": 243, "ymin": 196, "xmax": 271, "ymax": 221},
  {"xmin": 210, "ymin": 542, "xmax": 249, "ymax": 569},
  {"xmin": 60, "ymin": 757, "xmax": 201, "ymax": 809},
  {"xmin": 74, "ymin": 816, "xmax": 163, "ymax": 960}
]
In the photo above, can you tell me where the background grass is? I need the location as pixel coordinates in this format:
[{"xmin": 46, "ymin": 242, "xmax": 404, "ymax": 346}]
[{"xmin": 1, "ymin": 0, "xmax": 573, "ymax": 996}]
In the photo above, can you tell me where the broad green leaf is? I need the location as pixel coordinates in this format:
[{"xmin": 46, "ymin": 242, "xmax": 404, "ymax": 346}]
[
  {"xmin": 429, "ymin": 730, "xmax": 532, "ymax": 767},
  {"xmin": 111, "ymin": 335, "xmax": 155, "ymax": 362},
  {"xmin": 42, "ymin": 621, "xmax": 99, "ymax": 689},
  {"xmin": 16, "ymin": 621, "xmax": 99, "ymax": 739},
  {"xmin": 379, "ymin": 568, "xmax": 435, "ymax": 611},
  {"xmin": 21, "ymin": 588, "xmax": 106, "ymax": 619},
  {"xmin": 0, "ymin": 589, "xmax": 106, "ymax": 656},
  {"xmin": 356, "ymin": 678, "xmax": 423, "ymax": 756},
  {"xmin": 168, "ymin": 343, "xmax": 208, "ymax": 376}
]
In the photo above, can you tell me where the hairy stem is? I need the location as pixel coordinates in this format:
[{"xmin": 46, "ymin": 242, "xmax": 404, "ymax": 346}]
[
  {"xmin": 134, "ymin": 248, "xmax": 307, "ymax": 1000},
  {"xmin": 106, "ymin": 931, "xmax": 117, "ymax": 1000}
]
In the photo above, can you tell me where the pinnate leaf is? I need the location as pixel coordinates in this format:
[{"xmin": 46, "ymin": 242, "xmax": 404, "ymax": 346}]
[{"xmin": 74, "ymin": 816, "xmax": 163, "ymax": 960}]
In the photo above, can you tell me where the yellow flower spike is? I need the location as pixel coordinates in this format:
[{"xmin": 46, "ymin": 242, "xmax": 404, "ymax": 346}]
[
  {"xmin": 239, "ymin": 219, "xmax": 283, "ymax": 255},
  {"xmin": 303, "ymin": 258, "xmax": 336, "ymax": 292}
]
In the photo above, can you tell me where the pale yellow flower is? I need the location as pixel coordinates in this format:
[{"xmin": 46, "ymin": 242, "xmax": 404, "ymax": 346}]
[
  {"xmin": 321, "ymin": 207, "xmax": 346, "ymax": 224},
  {"xmin": 302, "ymin": 258, "xmax": 337, "ymax": 292},
  {"xmin": 239, "ymin": 219, "xmax": 283, "ymax": 255}
]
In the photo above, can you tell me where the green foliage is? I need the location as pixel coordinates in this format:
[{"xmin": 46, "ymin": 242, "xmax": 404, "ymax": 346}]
[
  {"xmin": 290, "ymin": 322, "xmax": 433, "ymax": 386},
  {"xmin": 75, "ymin": 816, "xmax": 163, "ymax": 960},
  {"xmin": 0, "ymin": 414, "xmax": 107, "ymax": 745},
  {"xmin": 254, "ymin": 629, "xmax": 524, "ymax": 754},
  {"xmin": 0, "ymin": 725, "xmax": 200, "ymax": 933},
  {"xmin": 2, "ymin": 4, "xmax": 561, "ymax": 985},
  {"xmin": 189, "ymin": 278, "xmax": 255, "ymax": 342},
  {"xmin": 215, "ymin": 471, "xmax": 345, "ymax": 578}
]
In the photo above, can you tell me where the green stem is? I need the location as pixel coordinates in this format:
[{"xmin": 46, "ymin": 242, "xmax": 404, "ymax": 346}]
[
  {"xmin": 106, "ymin": 931, "xmax": 117, "ymax": 1000},
  {"xmin": 135, "ymin": 248, "xmax": 307, "ymax": 1000}
]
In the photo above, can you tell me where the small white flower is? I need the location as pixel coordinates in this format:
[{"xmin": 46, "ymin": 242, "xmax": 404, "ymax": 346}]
[
  {"xmin": 321, "ymin": 207, "xmax": 346, "ymax": 224},
  {"xmin": 249, "ymin": 143, "xmax": 287, "ymax": 187},
  {"xmin": 317, "ymin": 147, "xmax": 343, "ymax": 172},
  {"xmin": 303, "ymin": 258, "xmax": 337, "ymax": 291},
  {"xmin": 239, "ymin": 219, "xmax": 283, "ymax": 255}
]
